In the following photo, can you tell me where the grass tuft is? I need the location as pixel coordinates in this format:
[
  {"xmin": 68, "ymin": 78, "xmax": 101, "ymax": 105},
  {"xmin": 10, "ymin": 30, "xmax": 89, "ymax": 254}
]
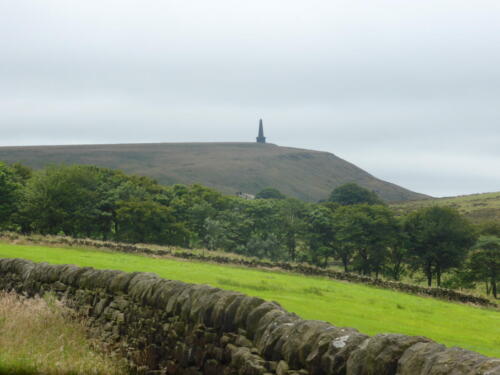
[
  {"xmin": 302, "ymin": 286, "xmax": 325, "ymax": 296},
  {"xmin": 217, "ymin": 277, "xmax": 285, "ymax": 292},
  {"xmin": 0, "ymin": 292, "xmax": 127, "ymax": 375}
]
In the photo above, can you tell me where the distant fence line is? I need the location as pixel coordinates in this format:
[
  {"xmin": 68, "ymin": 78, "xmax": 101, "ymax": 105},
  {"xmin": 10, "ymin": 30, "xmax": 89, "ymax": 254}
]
[{"xmin": 1, "ymin": 257, "xmax": 499, "ymax": 375}]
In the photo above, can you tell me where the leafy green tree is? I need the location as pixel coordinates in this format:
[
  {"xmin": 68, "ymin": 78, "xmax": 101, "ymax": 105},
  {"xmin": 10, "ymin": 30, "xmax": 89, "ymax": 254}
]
[
  {"xmin": 332, "ymin": 208, "xmax": 360, "ymax": 272},
  {"xmin": 334, "ymin": 204, "xmax": 399, "ymax": 277},
  {"xmin": 243, "ymin": 199, "xmax": 281, "ymax": 234},
  {"xmin": 244, "ymin": 233, "xmax": 286, "ymax": 261},
  {"xmin": 9, "ymin": 163, "xmax": 33, "ymax": 184},
  {"xmin": 404, "ymin": 206, "xmax": 477, "ymax": 287},
  {"xmin": 277, "ymin": 199, "xmax": 307, "ymax": 261},
  {"xmin": 204, "ymin": 217, "xmax": 225, "ymax": 250},
  {"xmin": 0, "ymin": 162, "xmax": 21, "ymax": 229},
  {"xmin": 305, "ymin": 205, "xmax": 335, "ymax": 267},
  {"xmin": 329, "ymin": 183, "xmax": 384, "ymax": 206},
  {"xmin": 18, "ymin": 165, "xmax": 102, "ymax": 236},
  {"xmin": 166, "ymin": 184, "xmax": 229, "ymax": 244},
  {"xmin": 16, "ymin": 165, "xmax": 175, "ymax": 240},
  {"xmin": 255, "ymin": 187, "xmax": 286, "ymax": 200},
  {"xmin": 385, "ymin": 229, "xmax": 408, "ymax": 281},
  {"xmin": 185, "ymin": 202, "xmax": 216, "ymax": 246},
  {"xmin": 467, "ymin": 236, "xmax": 500, "ymax": 298},
  {"xmin": 115, "ymin": 200, "xmax": 189, "ymax": 246},
  {"xmin": 213, "ymin": 208, "xmax": 253, "ymax": 252}
]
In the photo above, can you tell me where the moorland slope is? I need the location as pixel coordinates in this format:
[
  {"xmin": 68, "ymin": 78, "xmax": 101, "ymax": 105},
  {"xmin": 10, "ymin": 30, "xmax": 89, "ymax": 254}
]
[
  {"xmin": 0, "ymin": 142, "xmax": 426, "ymax": 202},
  {"xmin": 391, "ymin": 191, "xmax": 500, "ymax": 223}
]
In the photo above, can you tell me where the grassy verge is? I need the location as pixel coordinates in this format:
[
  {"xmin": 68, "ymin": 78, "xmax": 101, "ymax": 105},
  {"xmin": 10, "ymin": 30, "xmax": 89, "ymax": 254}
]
[
  {"xmin": 0, "ymin": 243, "xmax": 499, "ymax": 358},
  {"xmin": 0, "ymin": 291, "xmax": 127, "ymax": 375}
]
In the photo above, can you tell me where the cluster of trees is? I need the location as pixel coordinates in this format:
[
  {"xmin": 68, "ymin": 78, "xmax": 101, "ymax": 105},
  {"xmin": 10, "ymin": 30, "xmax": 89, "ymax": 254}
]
[{"xmin": 0, "ymin": 163, "xmax": 498, "ymax": 297}]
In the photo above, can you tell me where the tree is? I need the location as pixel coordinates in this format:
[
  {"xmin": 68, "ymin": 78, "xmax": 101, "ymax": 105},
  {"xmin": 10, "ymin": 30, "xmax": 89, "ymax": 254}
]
[
  {"xmin": 277, "ymin": 199, "xmax": 307, "ymax": 261},
  {"xmin": 255, "ymin": 187, "xmax": 286, "ymax": 200},
  {"xmin": 333, "ymin": 204, "xmax": 399, "ymax": 277},
  {"xmin": 212, "ymin": 208, "xmax": 253, "ymax": 253},
  {"xmin": 9, "ymin": 163, "xmax": 33, "ymax": 184},
  {"xmin": 244, "ymin": 233, "xmax": 286, "ymax": 261},
  {"xmin": 0, "ymin": 162, "xmax": 21, "ymax": 229},
  {"xmin": 304, "ymin": 205, "xmax": 335, "ymax": 267},
  {"xmin": 115, "ymin": 200, "xmax": 189, "ymax": 246},
  {"xmin": 385, "ymin": 225, "xmax": 408, "ymax": 281},
  {"xmin": 18, "ymin": 165, "xmax": 102, "ymax": 236},
  {"xmin": 404, "ymin": 206, "xmax": 477, "ymax": 287},
  {"xmin": 467, "ymin": 236, "xmax": 500, "ymax": 298},
  {"xmin": 204, "ymin": 217, "xmax": 225, "ymax": 250},
  {"xmin": 329, "ymin": 183, "xmax": 384, "ymax": 206}
]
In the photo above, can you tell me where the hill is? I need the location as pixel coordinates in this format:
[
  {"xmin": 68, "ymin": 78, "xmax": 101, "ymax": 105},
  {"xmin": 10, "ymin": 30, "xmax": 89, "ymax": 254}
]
[
  {"xmin": 0, "ymin": 142, "xmax": 425, "ymax": 202},
  {"xmin": 391, "ymin": 191, "xmax": 500, "ymax": 223}
]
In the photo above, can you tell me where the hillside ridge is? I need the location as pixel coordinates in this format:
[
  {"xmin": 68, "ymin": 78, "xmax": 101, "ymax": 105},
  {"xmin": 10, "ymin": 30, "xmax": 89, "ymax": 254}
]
[
  {"xmin": 391, "ymin": 191, "xmax": 500, "ymax": 223},
  {"xmin": 0, "ymin": 142, "xmax": 427, "ymax": 202}
]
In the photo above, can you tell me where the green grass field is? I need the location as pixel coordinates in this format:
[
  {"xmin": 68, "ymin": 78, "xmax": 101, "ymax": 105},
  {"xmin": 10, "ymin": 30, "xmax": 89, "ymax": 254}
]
[{"xmin": 1, "ymin": 243, "xmax": 499, "ymax": 357}]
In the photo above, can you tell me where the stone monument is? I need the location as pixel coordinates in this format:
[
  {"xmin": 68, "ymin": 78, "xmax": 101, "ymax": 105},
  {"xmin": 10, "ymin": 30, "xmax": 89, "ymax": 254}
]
[{"xmin": 256, "ymin": 119, "xmax": 266, "ymax": 144}]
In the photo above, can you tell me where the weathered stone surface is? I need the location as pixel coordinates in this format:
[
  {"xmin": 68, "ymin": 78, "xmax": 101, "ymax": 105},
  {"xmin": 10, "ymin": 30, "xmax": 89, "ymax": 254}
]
[
  {"xmin": 407, "ymin": 347, "xmax": 498, "ymax": 375},
  {"xmin": 230, "ymin": 345, "xmax": 267, "ymax": 375},
  {"xmin": 319, "ymin": 329, "xmax": 369, "ymax": 375},
  {"xmin": 128, "ymin": 273, "xmax": 161, "ymax": 303},
  {"xmin": 0, "ymin": 257, "xmax": 497, "ymax": 375},
  {"xmin": 473, "ymin": 358, "xmax": 500, "ymax": 375},
  {"xmin": 210, "ymin": 291, "xmax": 242, "ymax": 329},
  {"xmin": 396, "ymin": 341, "xmax": 446, "ymax": 375},
  {"xmin": 346, "ymin": 334, "xmax": 431, "ymax": 375},
  {"xmin": 256, "ymin": 312, "xmax": 299, "ymax": 359},
  {"xmin": 276, "ymin": 360, "xmax": 289, "ymax": 375},
  {"xmin": 280, "ymin": 320, "xmax": 332, "ymax": 368},
  {"xmin": 235, "ymin": 296, "xmax": 266, "ymax": 331},
  {"xmin": 59, "ymin": 264, "xmax": 92, "ymax": 286},
  {"xmin": 246, "ymin": 301, "xmax": 282, "ymax": 338}
]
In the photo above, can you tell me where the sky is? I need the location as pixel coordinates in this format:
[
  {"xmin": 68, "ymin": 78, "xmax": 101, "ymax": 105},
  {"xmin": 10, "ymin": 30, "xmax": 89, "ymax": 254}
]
[{"xmin": 1, "ymin": 0, "xmax": 499, "ymax": 197}]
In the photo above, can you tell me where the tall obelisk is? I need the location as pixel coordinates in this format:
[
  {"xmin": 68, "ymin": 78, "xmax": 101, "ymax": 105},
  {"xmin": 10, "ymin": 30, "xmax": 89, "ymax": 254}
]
[{"xmin": 256, "ymin": 119, "xmax": 266, "ymax": 144}]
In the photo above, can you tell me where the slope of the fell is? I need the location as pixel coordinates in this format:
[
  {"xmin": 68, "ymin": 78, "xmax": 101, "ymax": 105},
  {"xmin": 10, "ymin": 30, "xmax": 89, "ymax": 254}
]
[
  {"xmin": 0, "ymin": 142, "xmax": 426, "ymax": 202},
  {"xmin": 391, "ymin": 191, "xmax": 500, "ymax": 223}
]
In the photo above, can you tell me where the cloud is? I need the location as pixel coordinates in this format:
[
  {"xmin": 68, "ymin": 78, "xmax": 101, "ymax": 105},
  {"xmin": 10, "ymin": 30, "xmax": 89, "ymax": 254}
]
[{"xmin": 0, "ymin": 0, "xmax": 499, "ymax": 196}]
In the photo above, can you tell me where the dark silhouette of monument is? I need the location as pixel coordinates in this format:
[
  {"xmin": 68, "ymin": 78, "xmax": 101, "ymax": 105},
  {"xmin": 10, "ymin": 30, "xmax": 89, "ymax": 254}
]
[{"xmin": 256, "ymin": 119, "xmax": 266, "ymax": 144}]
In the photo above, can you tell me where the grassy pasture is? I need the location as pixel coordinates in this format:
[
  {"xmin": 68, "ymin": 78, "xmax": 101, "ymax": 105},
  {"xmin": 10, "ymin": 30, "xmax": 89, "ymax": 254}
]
[
  {"xmin": 0, "ymin": 243, "xmax": 499, "ymax": 357},
  {"xmin": 391, "ymin": 191, "xmax": 500, "ymax": 223}
]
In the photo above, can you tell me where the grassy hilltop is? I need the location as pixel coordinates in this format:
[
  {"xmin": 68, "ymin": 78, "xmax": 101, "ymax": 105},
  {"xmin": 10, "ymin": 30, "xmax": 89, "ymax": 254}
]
[
  {"xmin": 391, "ymin": 191, "xmax": 500, "ymax": 224},
  {"xmin": 0, "ymin": 142, "xmax": 426, "ymax": 202},
  {"xmin": 0, "ymin": 243, "xmax": 499, "ymax": 357}
]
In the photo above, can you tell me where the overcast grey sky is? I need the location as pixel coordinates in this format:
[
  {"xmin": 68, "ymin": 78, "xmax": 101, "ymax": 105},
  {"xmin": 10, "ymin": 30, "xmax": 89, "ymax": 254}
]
[{"xmin": 1, "ymin": 0, "xmax": 499, "ymax": 197}]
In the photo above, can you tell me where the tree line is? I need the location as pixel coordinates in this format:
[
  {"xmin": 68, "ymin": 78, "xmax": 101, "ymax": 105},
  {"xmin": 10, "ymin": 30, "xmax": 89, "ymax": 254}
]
[{"xmin": 0, "ymin": 162, "xmax": 498, "ymax": 298}]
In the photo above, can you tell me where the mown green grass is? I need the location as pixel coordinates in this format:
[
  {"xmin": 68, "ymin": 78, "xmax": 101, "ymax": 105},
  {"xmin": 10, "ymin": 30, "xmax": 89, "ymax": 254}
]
[{"xmin": 1, "ymin": 243, "xmax": 499, "ymax": 357}]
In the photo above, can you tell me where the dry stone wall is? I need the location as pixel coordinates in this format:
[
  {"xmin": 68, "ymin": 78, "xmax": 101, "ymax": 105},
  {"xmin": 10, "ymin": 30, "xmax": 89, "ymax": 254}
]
[{"xmin": 0, "ymin": 257, "xmax": 499, "ymax": 375}]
